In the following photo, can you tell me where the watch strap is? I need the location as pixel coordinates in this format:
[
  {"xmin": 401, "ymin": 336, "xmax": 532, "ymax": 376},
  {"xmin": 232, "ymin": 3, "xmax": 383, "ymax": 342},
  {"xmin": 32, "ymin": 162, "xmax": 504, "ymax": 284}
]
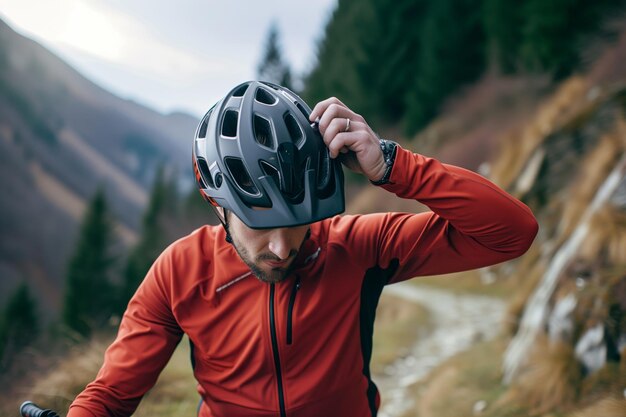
[{"xmin": 370, "ymin": 139, "xmax": 397, "ymax": 186}]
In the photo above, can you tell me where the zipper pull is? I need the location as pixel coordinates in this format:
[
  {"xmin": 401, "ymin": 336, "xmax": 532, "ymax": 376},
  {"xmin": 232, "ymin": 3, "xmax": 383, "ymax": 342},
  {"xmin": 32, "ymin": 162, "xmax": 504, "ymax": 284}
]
[{"xmin": 286, "ymin": 276, "xmax": 301, "ymax": 345}]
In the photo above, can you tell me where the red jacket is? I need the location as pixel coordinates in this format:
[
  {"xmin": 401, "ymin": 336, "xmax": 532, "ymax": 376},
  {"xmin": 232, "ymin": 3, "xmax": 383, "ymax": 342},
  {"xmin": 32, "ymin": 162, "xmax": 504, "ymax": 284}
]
[{"xmin": 69, "ymin": 147, "xmax": 538, "ymax": 417}]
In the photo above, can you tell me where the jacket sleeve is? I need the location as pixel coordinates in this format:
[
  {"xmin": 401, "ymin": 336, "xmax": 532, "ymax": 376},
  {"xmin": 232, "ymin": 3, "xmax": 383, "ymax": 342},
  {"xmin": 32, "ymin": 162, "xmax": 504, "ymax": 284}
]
[
  {"xmin": 67, "ymin": 247, "xmax": 184, "ymax": 417},
  {"xmin": 340, "ymin": 146, "xmax": 538, "ymax": 284}
]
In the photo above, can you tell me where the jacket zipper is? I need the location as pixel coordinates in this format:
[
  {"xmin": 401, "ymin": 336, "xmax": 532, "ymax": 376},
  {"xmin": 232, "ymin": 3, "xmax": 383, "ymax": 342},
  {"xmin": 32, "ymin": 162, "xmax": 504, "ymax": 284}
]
[
  {"xmin": 269, "ymin": 283, "xmax": 287, "ymax": 417},
  {"xmin": 286, "ymin": 276, "xmax": 301, "ymax": 345}
]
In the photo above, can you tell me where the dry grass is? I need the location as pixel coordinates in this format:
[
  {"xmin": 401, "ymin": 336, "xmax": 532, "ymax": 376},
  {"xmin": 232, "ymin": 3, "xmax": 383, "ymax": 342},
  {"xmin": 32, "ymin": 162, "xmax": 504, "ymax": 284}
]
[
  {"xmin": 371, "ymin": 293, "xmax": 432, "ymax": 374},
  {"xmin": 580, "ymin": 357, "xmax": 626, "ymax": 401},
  {"xmin": 412, "ymin": 73, "xmax": 549, "ymax": 165},
  {"xmin": 2, "ymin": 337, "xmax": 111, "ymax": 417},
  {"xmin": 400, "ymin": 335, "xmax": 625, "ymax": 417},
  {"xmin": 1, "ymin": 296, "xmax": 430, "ymax": 417},
  {"xmin": 400, "ymin": 337, "xmax": 522, "ymax": 417},
  {"xmin": 490, "ymin": 76, "xmax": 590, "ymax": 190},
  {"xmin": 557, "ymin": 125, "xmax": 625, "ymax": 240},
  {"xmin": 580, "ymin": 205, "xmax": 626, "ymax": 265},
  {"xmin": 569, "ymin": 396, "xmax": 626, "ymax": 417},
  {"xmin": 132, "ymin": 340, "xmax": 198, "ymax": 417},
  {"xmin": 0, "ymin": 335, "xmax": 198, "ymax": 417},
  {"xmin": 506, "ymin": 336, "xmax": 582, "ymax": 415}
]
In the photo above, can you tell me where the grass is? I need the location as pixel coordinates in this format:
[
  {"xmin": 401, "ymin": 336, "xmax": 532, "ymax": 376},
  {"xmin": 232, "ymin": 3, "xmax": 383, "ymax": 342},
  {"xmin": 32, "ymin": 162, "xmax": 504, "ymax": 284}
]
[
  {"xmin": 133, "ymin": 339, "xmax": 198, "ymax": 417},
  {"xmin": 398, "ymin": 334, "xmax": 626, "ymax": 417},
  {"xmin": 4, "ymin": 337, "xmax": 111, "ymax": 417},
  {"xmin": 371, "ymin": 293, "xmax": 432, "ymax": 374},
  {"xmin": 569, "ymin": 396, "xmax": 626, "ymax": 417},
  {"xmin": 507, "ymin": 336, "xmax": 582, "ymax": 415},
  {"xmin": 0, "ymin": 335, "xmax": 198, "ymax": 417},
  {"xmin": 1, "ymin": 294, "xmax": 431, "ymax": 417},
  {"xmin": 400, "ymin": 337, "xmax": 519, "ymax": 417}
]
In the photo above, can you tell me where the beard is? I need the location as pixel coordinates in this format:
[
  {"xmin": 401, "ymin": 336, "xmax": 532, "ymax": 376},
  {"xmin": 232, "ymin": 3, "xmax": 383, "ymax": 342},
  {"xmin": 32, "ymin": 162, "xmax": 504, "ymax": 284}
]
[{"xmin": 230, "ymin": 236, "xmax": 299, "ymax": 283}]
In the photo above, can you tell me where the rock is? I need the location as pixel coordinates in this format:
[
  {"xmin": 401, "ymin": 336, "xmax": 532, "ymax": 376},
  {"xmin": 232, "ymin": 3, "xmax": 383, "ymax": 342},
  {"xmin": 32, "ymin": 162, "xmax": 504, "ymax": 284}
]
[
  {"xmin": 610, "ymin": 175, "xmax": 626, "ymax": 209},
  {"xmin": 575, "ymin": 324, "xmax": 606, "ymax": 374},
  {"xmin": 548, "ymin": 293, "xmax": 577, "ymax": 343},
  {"xmin": 473, "ymin": 400, "xmax": 487, "ymax": 415},
  {"xmin": 618, "ymin": 334, "xmax": 626, "ymax": 354},
  {"xmin": 480, "ymin": 268, "xmax": 496, "ymax": 285}
]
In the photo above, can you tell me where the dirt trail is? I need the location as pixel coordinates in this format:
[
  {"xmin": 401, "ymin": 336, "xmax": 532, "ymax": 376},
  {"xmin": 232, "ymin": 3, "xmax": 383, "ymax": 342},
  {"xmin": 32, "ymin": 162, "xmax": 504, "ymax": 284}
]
[{"xmin": 375, "ymin": 281, "xmax": 506, "ymax": 417}]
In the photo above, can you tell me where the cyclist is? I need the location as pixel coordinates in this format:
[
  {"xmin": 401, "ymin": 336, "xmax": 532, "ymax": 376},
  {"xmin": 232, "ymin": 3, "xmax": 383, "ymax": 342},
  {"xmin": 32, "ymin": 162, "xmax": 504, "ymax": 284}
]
[{"xmin": 67, "ymin": 81, "xmax": 538, "ymax": 417}]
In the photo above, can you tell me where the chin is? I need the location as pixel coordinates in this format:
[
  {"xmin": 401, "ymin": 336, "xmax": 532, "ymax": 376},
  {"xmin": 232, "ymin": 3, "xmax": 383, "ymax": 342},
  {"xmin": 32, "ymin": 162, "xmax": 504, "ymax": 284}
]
[{"xmin": 256, "ymin": 268, "xmax": 289, "ymax": 284}]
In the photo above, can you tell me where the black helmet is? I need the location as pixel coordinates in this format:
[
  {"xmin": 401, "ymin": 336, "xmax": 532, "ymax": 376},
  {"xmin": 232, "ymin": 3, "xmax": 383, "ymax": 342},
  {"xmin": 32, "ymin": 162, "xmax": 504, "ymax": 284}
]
[{"xmin": 192, "ymin": 81, "xmax": 345, "ymax": 229}]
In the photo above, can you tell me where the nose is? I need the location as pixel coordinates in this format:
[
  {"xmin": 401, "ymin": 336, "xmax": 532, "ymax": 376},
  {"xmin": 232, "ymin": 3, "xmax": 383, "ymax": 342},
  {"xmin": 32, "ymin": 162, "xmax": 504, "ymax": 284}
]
[{"xmin": 268, "ymin": 228, "xmax": 293, "ymax": 260}]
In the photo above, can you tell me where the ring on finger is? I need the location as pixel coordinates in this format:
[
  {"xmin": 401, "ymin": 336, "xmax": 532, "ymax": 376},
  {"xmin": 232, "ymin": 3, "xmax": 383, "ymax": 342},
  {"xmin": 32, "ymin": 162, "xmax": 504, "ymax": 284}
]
[{"xmin": 344, "ymin": 118, "xmax": 351, "ymax": 132}]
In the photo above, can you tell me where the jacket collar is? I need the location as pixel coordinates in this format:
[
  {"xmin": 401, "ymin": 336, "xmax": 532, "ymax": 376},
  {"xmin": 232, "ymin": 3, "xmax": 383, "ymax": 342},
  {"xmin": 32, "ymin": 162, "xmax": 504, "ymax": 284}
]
[{"xmin": 210, "ymin": 223, "xmax": 322, "ymax": 293}]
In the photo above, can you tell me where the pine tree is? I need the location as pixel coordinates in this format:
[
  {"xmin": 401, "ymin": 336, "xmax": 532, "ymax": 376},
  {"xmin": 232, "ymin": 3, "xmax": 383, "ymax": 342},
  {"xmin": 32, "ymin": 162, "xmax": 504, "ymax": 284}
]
[
  {"xmin": 0, "ymin": 282, "xmax": 38, "ymax": 364},
  {"xmin": 404, "ymin": 0, "xmax": 486, "ymax": 136},
  {"xmin": 482, "ymin": 0, "xmax": 525, "ymax": 73},
  {"xmin": 257, "ymin": 22, "xmax": 294, "ymax": 90},
  {"xmin": 520, "ymin": 0, "xmax": 578, "ymax": 78},
  {"xmin": 120, "ymin": 167, "xmax": 171, "ymax": 311},
  {"xmin": 370, "ymin": 0, "xmax": 430, "ymax": 124},
  {"xmin": 304, "ymin": 0, "xmax": 376, "ymax": 119},
  {"xmin": 520, "ymin": 0, "xmax": 626, "ymax": 78},
  {"xmin": 303, "ymin": 0, "xmax": 363, "ymax": 110},
  {"xmin": 62, "ymin": 189, "xmax": 117, "ymax": 337}
]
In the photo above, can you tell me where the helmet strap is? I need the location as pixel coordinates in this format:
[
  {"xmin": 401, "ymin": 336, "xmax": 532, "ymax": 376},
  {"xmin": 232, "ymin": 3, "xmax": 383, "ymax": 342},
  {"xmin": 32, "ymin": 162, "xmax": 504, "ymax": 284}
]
[{"xmin": 210, "ymin": 205, "xmax": 233, "ymax": 244}]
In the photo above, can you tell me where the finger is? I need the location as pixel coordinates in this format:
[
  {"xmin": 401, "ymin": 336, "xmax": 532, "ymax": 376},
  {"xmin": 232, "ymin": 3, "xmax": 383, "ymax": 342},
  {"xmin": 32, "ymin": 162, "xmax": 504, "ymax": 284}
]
[
  {"xmin": 322, "ymin": 117, "xmax": 349, "ymax": 147},
  {"xmin": 318, "ymin": 103, "xmax": 362, "ymax": 135},
  {"xmin": 323, "ymin": 118, "xmax": 364, "ymax": 148},
  {"xmin": 327, "ymin": 131, "xmax": 364, "ymax": 159},
  {"xmin": 309, "ymin": 97, "xmax": 347, "ymax": 122}
]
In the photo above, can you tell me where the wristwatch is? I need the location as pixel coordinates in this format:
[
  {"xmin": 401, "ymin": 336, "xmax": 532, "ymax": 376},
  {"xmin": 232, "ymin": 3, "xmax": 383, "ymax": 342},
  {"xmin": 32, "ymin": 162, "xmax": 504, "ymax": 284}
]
[{"xmin": 370, "ymin": 139, "xmax": 398, "ymax": 186}]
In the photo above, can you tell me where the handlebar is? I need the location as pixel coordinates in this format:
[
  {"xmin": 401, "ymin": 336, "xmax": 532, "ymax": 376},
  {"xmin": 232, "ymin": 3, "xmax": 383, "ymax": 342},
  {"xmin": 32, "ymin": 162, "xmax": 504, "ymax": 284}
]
[{"xmin": 20, "ymin": 401, "xmax": 60, "ymax": 417}]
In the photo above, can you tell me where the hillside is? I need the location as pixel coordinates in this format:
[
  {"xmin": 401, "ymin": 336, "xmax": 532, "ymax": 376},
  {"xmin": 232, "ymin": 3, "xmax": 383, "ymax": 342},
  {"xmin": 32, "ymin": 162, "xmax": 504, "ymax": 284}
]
[
  {"xmin": 393, "ymin": 19, "xmax": 626, "ymax": 417},
  {"xmin": 0, "ymin": 18, "xmax": 198, "ymax": 313}
]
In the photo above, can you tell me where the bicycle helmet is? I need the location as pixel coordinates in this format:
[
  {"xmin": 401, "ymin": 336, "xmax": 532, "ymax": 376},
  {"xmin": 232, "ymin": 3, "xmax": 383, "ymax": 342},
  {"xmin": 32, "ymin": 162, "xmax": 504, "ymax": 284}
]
[{"xmin": 192, "ymin": 81, "xmax": 345, "ymax": 229}]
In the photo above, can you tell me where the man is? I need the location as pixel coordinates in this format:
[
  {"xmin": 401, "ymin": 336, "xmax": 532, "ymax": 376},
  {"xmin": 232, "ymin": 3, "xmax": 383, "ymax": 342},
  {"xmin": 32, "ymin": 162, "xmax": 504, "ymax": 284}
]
[{"xmin": 68, "ymin": 81, "xmax": 538, "ymax": 417}]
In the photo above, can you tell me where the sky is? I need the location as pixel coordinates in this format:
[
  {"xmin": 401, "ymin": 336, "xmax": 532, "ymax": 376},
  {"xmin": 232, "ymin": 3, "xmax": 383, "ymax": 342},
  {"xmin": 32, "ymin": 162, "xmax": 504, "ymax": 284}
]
[{"xmin": 0, "ymin": 0, "xmax": 337, "ymax": 119}]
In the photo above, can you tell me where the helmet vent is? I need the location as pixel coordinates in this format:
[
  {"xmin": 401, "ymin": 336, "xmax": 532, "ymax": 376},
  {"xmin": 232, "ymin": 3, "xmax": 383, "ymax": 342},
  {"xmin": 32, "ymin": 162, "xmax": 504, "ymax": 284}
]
[
  {"xmin": 255, "ymin": 88, "xmax": 277, "ymax": 105},
  {"xmin": 260, "ymin": 81, "xmax": 280, "ymax": 90},
  {"xmin": 222, "ymin": 110, "xmax": 239, "ymax": 137},
  {"xmin": 295, "ymin": 102, "xmax": 310, "ymax": 120},
  {"xmin": 318, "ymin": 148, "xmax": 331, "ymax": 190},
  {"xmin": 284, "ymin": 113, "xmax": 303, "ymax": 144},
  {"xmin": 253, "ymin": 115, "xmax": 274, "ymax": 148},
  {"xmin": 260, "ymin": 160, "xmax": 281, "ymax": 189},
  {"xmin": 225, "ymin": 157, "xmax": 259, "ymax": 195},
  {"xmin": 232, "ymin": 84, "xmax": 249, "ymax": 97},
  {"xmin": 198, "ymin": 117, "xmax": 209, "ymax": 138},
  {"xmin": 198, "ymin": 107, "xmax": 215, "ymax": 138},
  {"xmin": 197, "ymin": 157, "xmax": 214, "ymax": 189}
]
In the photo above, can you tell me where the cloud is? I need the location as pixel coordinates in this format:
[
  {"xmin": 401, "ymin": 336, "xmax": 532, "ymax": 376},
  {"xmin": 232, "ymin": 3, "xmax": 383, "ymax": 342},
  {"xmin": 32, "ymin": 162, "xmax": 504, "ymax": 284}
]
[
  {"xmin": 58, "ymin": 1, "xmax": 220, "ymax": 82},
  {"xmin": 0, "ymin": 0, "xmax": 337, "ymax": 116}
]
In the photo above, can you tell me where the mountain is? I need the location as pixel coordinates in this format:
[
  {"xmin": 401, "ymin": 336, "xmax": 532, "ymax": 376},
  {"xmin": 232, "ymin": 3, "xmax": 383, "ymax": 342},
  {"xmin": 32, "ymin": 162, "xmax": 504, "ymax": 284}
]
[{"xmin": 0, "ymin": 18, "xmax": 199, "ymax": 313}]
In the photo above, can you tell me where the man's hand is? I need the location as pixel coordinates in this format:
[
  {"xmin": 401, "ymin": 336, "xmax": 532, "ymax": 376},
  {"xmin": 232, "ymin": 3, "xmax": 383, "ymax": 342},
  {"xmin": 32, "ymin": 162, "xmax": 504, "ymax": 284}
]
[{"xmin": 309, "ymin": 97, "xmax": 386, "ymax": 182}]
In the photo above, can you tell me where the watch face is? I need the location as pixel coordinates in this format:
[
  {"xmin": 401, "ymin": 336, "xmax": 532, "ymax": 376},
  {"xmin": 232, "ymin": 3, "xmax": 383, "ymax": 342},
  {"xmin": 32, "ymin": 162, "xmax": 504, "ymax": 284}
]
[{"xmin": 381, "ymin": 140, "xmax": 396, "ymax": 166}]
